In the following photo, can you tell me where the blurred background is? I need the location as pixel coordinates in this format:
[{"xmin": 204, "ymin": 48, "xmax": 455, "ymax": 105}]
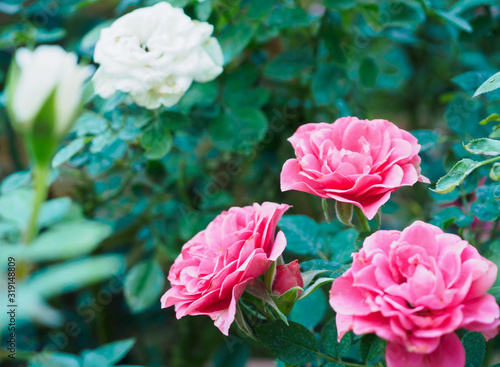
[{"xmin": 1, "ymin": 0, "xmax": 500, "ymax": 366}]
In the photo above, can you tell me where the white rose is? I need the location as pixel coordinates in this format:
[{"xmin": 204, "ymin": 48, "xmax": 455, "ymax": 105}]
[
  {"xmin": 7, "ymin": 45, "xmax": 92, "ymax": 136},
  {"xmin": 92, "ymin": 2, "xmax": 224, "ymax": 109}
]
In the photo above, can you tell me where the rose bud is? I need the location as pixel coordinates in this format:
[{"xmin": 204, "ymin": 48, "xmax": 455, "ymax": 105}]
[
  {"xmin": 272, "ymin": 260, "xmax": 304, "ymax": 298},
  {"xmin": 6, "ymin": 45, "xmax": 92, "ymax": 168}
]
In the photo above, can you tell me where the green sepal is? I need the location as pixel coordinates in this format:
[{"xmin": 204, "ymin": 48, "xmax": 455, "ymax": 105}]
[
  {"xmin": 335, "ymin": 201, "xmax": 353, "ymax": 226},
  {"xmin": 272, "ymin": 286, "xmax": 303, "ymax": 315}
]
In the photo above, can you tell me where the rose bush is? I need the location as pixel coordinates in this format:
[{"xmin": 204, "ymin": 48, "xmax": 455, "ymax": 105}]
[
  {"xmin": 161, "ymin": 202, "xmax": 290, "ymax": 335},
  {"xmin": 329, "ymin": 221, "xmax": 500, "ymax": 367},
  {"xmin": 281, "ymin": 117, "xmax": 430, "ymax": 219},
  {"xmin": 92, "ymin": 2, "xmax": 223, "ymax": 109},
  {"xmin": 2, "ymin": 1, "xmax": 500, "ymax": 367}
]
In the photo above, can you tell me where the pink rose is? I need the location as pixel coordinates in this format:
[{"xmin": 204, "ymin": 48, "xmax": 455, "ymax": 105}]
[
  {"xmin": 272, "ymin": 259, "xmax": 304, "ymax": 297},
  {"xmin": 280, "ymin": 117, "xmax": 429, "ymax": 219},
  {"xmin": 161, "ymin": 202, "xmax": 290, "ymax": 335},
  {"xmin": 329, "ymin": 221, "xmax": 500, "ymax": 367}
]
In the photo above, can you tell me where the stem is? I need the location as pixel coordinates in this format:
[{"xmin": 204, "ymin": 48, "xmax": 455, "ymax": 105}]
[
  {"xmin": 313, "ymin": 350, "xmax": 366, "ymax": 367},
  {"xmin": 25, "ymin": 165, "xmax": 49, "ymax": 244},
  {"xmin": 322, "ymin": 198, "xmax": 330, "ymax": 223},
  {"xmin": 18, "ymin": 166, "xmax": 49, "ymax": 279},
  {"xmin": 491, "ymin": 217, "xmax": 500, "ymax": 241},
  {"xmin": 354, "ymin": 206, "xmax": 370, "ymax": 232}
]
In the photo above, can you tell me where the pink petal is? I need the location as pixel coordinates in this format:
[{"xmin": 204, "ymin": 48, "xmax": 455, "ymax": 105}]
[{"xmin": 386, "ymin": 333, "xmax": 465, "ymax": 367}]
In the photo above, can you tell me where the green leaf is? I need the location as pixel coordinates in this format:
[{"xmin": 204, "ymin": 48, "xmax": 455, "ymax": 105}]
[
  {"xmin": 321, "ymin": 318, "xmax": 352, "ymax": 358},
  {"xmin": 157, "ymin": 111, "xmax": 192, "ymax": 131},
  {"xmin": 90, "ymin": 130, "xmax": 117, "ymax": 154},
  {"xmin": 141, "ymin": 124, "xmax": 173, "ymax": 160},
  {"xmin": 452, "ymin": 71, "xmax": 492, "ymax": 92},
  {"xmin": 301, "ymin": 269, "xmax": 331, "ymax": 288},
  {"xmin": 290, "ymin": 290, "xmax": 326, "ymax": 329},
  {"xmin": 445, "ymin": 97, "xmax": 485, "ymax": 138},
  {"xmin": 218, "ymin": 22, "xmax": 254, "ymax": 64},
  {"xmin": 81, "ymin": 352, "xmax": 109, "ymax": 367},
  {"xmin": 52, "ymin": 137, "xmax": 87, "ymax": 168},
  {"xmin": 38, "ymin": 197, "xmax": 72, "ymax": 228},
  {"xmin": 0, "ymin": 170, "xmax": 31, "ymax": 194},
  {"xmin": 312, "ymin": 64, "xmax": 350, "ymax": 106},
  {"xmin": 29, "ymin": 353, "xmax": 82, "ymax": 367},
  {"xmin": 264, "ymin": 51, "xmax": 314, "ymax": 81},
  {"xmin": 449, "ymin": 0, "xmax": 498, "ymax": 14},
  {"xmin": 26, "ymin": 255, "xmax": 125, "ymax": 298},
  {"xmin": 464, "ymin": 138, "xmax": 500, "ymax": 156},
  {"xmin": 266, "ymin": 7, "xmax": 314, "ymax": 29},
  {"xmin": 91, "ymin": 339, "xmax": 136, "ymax": 365},
  {"xmin": 379, "ymin": 1, "xmax": 426, "ymax": 27},
  {"xmin": 255, "ymin": 321, "xmax": 319, "ymax": 365},
  {"xmin": 432, "ymin": 159, "xmax": 480, "ymax": 194},
  {"xmin": 431, "ymin": 206, "xmax": 473, "ymax": 228},
  {"xmin": 209, "ymin": 107, "xmax": 268, "ymax": 152},
  {"xmin": 359, "ymin": 334, "xmax": 385, "ymax": 362},
  {"xmin": 224, "ymin": 87, "xmax": 270, "ymax": 109},
  {"xmin": 471, "ymin": 201, "xmax": 500, "ymax": 221},
  {"xmin": 0, "ymin": 188, "xmax": 70, "ymax": 232},
  {"xmin": 195, "ymin": 0, "xmax": 212, "ymax": 21},
  {"xmin": 247, "ymin": 0, "xmax": 274, "ymax": 20},
  {"xmin": 298, "ymin": 277, "xmax": 334, "ymax": 300},
  {"xmin": 0, "ymin": 187, "xmax": 33, "ymax": 231},
  {"xmin": 300, "ymin": 260, "xmax": 347, "ymax": 278},
  {"xmin": 124, "ymin": 259, "xmax": 165, "ymax": 313},
  {"xmin": 245, "ymin": 279, "xmax": 288, "ymax": 323},
  {"xmin": 462, "ymin": 332, "xmax": 485, "ymax": 367},
  {"xmin": 78, "ymin": 20, "xmax": 114, "ymax": 57},
  {"xmin": 359, "ymin": 57, "xmax": 378, "ymax": 87},
  {"xmin": 234, "ymin": 304, "xmax": 257, "ymax": 341},
  {"xmin": 265, "ymin": 260, "xmax": 277, "ymax": 292},
  {"xmin": 490, "ymin": 163, "xmax": 500, "ymax": 181},
  {"xmin": 326, "ymin": 228, "xmax": 358, "ymax": 264},
  {"xmin": 488, "ymin": 286, "xmax": 500, "ymax": 302},
  {"xmin": 324, "ymin": 0, "xmax": 355, "ymax": 10},
  {"xmin": 5, "ymin": 220, "xmax": 111, "ymax": 262},
  {"xmin": 335, "ymin": 201, "xmax": 353, "ymax": 226},
  {"xmin": 436, "ymin": 10, "xmax": 473, "ymax": 32},
  {"xmin": 176, "ymin": 81, "xmax": 218, "ymax": 112},
  {"xmin": 278, "ymin": 215, "xmax": 319, "ymax": 255},
  {"xmin": 411, "ymin": 130, "xmax": 440, "ymax": 152},
  {"xmin": 473, "ymin": 71, "xmax": 500, "ymax": 97}
]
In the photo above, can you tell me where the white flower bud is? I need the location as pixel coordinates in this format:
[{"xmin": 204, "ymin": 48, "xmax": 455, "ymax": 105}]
[
  {"xmin": 92, "ymin": 2, "xmax": 223, "ymax": 110},
  {"xmin": 7, "ymin": 45, "xmax": 92, "ymax": 136}
]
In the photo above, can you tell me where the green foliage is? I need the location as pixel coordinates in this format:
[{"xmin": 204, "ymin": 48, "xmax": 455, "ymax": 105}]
[
  {"xmin": 290, "ymin": 289, "xmax": 327, "ymax": 329},
  {"xmin": 30, "ymin": 339, "xmax": 137, "ymax": 367},
  {"xmin": 462, "ymin": 332, "xmax": 486, "ymax": 367},
  {"xmin": 465, "ymin": 138, "xmax": 500, "ymax": 156},
  {"xmin": 474, "ymin": 71, "xmax": 500, "ymax": 97},
  {"xmin": 321, "ymin": 318, "xmax": 352, "ymax": 359},
  {"xmin": 256, "ymin": 321, "xmax": 318, "ymax": 365},
  {"xmin": 433, "ymin": 159, "xmax": 482, "ymax": 194},
  {"xmin": 2, "ymin": 0, "xmax": 500, "ymax": 366},
  {"xmin": 359, "ymin": 334, "xmax": 386, "ymax": 363},
  {"xmin": 124, "ymin": 259, "xmax": 165, "ymax": 313}
]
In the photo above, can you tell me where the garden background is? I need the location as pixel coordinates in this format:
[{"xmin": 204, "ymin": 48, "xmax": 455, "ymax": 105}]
[{"xmin": 1, "ymin": 0, "xmax": 500, "ymax": 366}]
